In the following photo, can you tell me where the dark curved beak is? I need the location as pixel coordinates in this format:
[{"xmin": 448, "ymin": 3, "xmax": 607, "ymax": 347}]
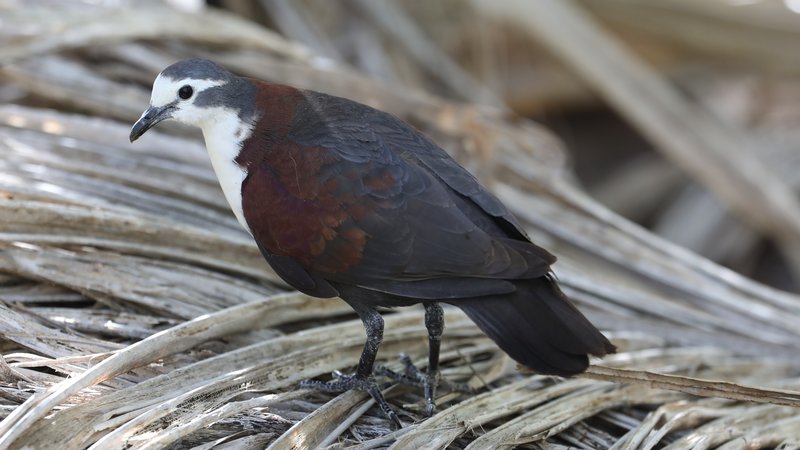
[{"xmin": 129, "ymin": 105, "xmax": 173, "ymax": 142}]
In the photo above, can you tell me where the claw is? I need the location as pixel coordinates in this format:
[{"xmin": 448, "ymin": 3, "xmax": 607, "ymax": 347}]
[
  {"xmin": 300, "ymin": 374, "xmax": 403, "ymax": 428},
  {"xmin": 379, "ymin": 353, "xmax": 475, "ymax": 415}
]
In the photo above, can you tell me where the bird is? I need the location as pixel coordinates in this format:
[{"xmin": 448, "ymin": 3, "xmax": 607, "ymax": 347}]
[{"xmin": 130, "ymin": 58, "xmax": 615, "ymax": 425}]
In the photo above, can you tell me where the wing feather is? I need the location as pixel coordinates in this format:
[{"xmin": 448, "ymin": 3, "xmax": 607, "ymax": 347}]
[{"xmin": 251, "ymin": 89, "xmax": 555, "ymax": 299}]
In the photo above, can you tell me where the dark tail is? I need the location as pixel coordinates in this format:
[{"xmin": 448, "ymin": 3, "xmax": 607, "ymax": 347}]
[{"xmin": 455, "ymin": 275, "xmax": 615, "ymax": 376}]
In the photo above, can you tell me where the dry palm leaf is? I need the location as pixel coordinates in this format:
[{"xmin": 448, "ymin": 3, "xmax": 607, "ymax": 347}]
[{"xmin": 0, "ymin": 1, "xmax": 799, "ymax": 449}]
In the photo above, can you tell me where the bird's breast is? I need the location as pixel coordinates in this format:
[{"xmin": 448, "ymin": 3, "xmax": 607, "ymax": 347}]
[{"xmin": 238, "ymin": 144, "xmax": 369, "ymax": 273}]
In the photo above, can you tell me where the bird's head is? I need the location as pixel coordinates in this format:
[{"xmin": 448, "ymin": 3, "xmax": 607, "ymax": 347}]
[{"xmin": 130, "ymin": 58, "xmax": 249, "ymax": 142}]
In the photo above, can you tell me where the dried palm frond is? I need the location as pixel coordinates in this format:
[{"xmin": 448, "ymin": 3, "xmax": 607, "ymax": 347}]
[{"xmin": 0, "ymin": 1, "xmax": 799, "ymax": 449}]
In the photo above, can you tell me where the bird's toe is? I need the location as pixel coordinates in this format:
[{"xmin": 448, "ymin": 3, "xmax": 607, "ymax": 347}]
[
  {"xmin": 375, "ymin": 353, "xmax": 473, "ymax": 417},
  {"xmin": 299, "ymin": 372, "xmax": 403, "ymax": 428}
]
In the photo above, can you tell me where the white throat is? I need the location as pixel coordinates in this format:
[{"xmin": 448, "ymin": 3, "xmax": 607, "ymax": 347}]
[{"xmin": 199, "ymin": 108, "xmax": 253, "ymax": 234}]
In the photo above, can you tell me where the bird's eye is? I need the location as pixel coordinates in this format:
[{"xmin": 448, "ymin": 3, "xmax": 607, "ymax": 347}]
[{"xmin": 178, "ymin": 85, "xmax": 193, "ymax": 100}]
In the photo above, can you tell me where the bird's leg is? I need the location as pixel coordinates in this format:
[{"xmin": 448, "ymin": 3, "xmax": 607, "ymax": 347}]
[
  {"xmin": 377, "ymin": 303, "xmax": 473, "ymax": 415},
  {"xmin": 421, "ymin": 302, "xmax": 443, "ymax": 415},
  {"xmin": 299, "ymin": 303, "xmax": 402, "ymax": 427}
]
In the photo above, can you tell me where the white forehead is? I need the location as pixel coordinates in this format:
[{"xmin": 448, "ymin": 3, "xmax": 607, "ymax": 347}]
[{"xmin": 149, "ymin": 73, "xmax": 225, "ymax": 107}]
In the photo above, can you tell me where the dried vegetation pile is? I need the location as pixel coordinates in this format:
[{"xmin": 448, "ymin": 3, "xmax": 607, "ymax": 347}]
[{"xmin": 1, "ymin": 0, "xmax": 800, "ymax": 448}]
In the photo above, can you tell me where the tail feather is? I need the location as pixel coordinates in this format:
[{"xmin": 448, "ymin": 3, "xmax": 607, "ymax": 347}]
[{"xmin": 455, "ymin": 275, "xmax": 615, "ymax": 376}]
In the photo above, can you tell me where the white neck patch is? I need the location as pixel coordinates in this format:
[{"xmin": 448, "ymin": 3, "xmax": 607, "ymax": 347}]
[{"xmin": 197, "ymin": 107, "xmax": 253, "ymax": 234}]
